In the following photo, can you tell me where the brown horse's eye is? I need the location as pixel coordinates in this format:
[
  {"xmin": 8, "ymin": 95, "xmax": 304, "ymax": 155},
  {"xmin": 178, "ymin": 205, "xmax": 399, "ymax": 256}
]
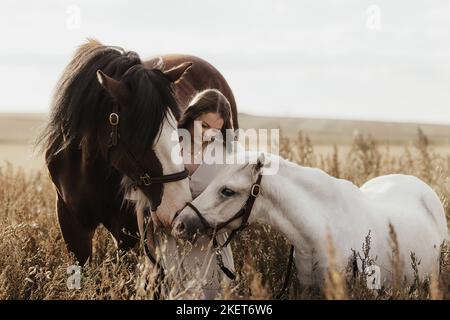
[{"xmin": 220, "ymin": 187, "xmax": 235, "ymax": 197}]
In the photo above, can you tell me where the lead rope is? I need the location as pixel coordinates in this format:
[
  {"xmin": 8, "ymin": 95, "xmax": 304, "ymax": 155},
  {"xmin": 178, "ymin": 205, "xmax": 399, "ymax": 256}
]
[
  {"xmin": 275, "ymin": 245, "xmax": 295, "ymax": 299},
  {"xmin": 207, "ymin": 174, "xmax": 263, "ymax": 282},
  {"xmin": 213, "ymin": 237, "xmax": 237, "ymax": 280}
]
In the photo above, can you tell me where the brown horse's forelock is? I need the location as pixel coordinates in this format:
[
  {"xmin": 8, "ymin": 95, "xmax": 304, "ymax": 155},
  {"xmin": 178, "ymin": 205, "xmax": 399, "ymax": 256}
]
[
  {"xmin": 119, "ymin": 66, "xmax": 180, "ymax": 158},
  {"xmin": 39, "ymin": 40, "xmax": 180, "ymax": 163}
]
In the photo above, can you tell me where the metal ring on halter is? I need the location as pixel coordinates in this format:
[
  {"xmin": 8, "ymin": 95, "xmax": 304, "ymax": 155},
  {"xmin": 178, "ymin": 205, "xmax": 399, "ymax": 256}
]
[
  {"xmin": 250, "ymin": 183, "xmax": 260, "ymax": 197},
  {"xmin": 140, "ymin": 174, "xmax": 152, "ymax": 186},
  {"xmin": 109, "ymin": 112, "xmax": 119, "ymax": 126}
]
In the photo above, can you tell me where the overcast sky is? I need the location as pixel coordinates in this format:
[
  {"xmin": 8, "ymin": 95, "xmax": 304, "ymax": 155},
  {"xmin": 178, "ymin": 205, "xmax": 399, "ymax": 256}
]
[{"xmin": 1, "ymin": 0, "xmax": 450, "ymax": 124}]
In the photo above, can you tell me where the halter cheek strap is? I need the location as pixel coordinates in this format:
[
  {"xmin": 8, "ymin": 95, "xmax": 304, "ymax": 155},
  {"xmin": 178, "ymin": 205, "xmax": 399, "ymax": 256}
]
[
  {"xmin": 106, "ymin": 102, "xmax": 189, "ymax": 206},
  {"xmin": 108, "ymin": 102, "xmax": 120, "ymax": 147},
  {"xmin": 105, "ymin": 101, "xmax": 189, "ymax": 284}
]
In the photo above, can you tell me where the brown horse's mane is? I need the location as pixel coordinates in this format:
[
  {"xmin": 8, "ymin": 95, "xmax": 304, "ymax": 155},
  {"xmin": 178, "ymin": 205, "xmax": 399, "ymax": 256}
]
[{"xmin": 40, "ymin": 39, "xmax": 180, "ymax": 163}]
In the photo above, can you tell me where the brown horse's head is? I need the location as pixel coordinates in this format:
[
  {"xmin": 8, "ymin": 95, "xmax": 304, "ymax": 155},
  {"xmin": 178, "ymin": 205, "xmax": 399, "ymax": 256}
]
[{"xmin": 42, "ymin": 40, "xmax": 192, "ymax": 227}]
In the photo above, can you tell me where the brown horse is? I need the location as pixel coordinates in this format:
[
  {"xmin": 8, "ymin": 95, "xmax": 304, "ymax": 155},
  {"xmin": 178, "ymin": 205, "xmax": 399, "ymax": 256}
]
[{"xmin": 40, "ymin": 40, "xmax": 237, "ymax": 265}]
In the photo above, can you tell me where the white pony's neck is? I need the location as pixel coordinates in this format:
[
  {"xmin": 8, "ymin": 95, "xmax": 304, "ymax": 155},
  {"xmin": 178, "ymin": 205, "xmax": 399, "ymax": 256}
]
[{"xmin": 251, "ymin": 157, "xmax": 363, "ymax": 252}]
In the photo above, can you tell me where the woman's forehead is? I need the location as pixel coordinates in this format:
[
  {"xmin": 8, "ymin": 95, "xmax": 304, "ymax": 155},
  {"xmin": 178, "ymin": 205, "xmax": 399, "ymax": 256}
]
[{"xmin": 198, "ymin": 112, "xmax": 224, "ymax": 129}]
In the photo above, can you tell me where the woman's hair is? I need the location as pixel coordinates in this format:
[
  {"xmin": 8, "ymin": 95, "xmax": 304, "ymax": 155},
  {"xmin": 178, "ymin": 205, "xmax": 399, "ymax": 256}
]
[{"xmin": 178, "ymin": 89, "xmax": 234, "ymax": 146}]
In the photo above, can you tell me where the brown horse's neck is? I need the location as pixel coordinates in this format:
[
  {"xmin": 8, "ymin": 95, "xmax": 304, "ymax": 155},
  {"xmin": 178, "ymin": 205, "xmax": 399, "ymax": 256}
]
[{"xmin": 48, "ymin": 139, "xmax": 122, "ymax": 207}]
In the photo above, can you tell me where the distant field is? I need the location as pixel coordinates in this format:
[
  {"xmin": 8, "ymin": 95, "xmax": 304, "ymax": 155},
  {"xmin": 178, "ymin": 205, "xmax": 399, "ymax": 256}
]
[
  {"xmin": 0, "ymin": 113, "xmax": 47, "ymax": 144},
  {"xmin": 239, "ymin": 113, "xmax": 450, "ymax": 146},
  {"xmin": 0, "ymin": 113, "xmax": 46, "ymax": 171},
  {"xmin": 1, "ymin": 112, "xmax": 450, "ymax": 172}
]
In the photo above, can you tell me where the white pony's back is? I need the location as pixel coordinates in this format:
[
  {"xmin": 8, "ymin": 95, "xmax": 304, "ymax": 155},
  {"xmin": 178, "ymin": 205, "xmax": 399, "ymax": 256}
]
[
  {"xmin": 361, "ymin": 174, "xmax": 448, "ymax": 237},
  {"xmin": 359, "ymin": 174, "xmax": 448, "ymax": 282}
]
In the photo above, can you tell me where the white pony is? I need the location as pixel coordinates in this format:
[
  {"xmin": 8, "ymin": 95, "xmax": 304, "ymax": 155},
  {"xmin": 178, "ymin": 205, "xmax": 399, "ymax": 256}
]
[{"xmin": 173, "ymin": 153, "xmax": 448, "ymax": 287}]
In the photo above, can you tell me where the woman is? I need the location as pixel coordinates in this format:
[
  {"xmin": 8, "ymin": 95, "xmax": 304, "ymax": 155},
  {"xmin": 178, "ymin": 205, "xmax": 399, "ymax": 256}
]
[
  {"xmin": 126, "ymin": 89, "xmax": 235, "ymax": 298},
  {"xmin": 178, "ymin": 89, "xmax": 234, "ymax": 195},
  {"xmin": 175, "ymin": 89, "xmax": 236, "ymax": 298},
  {"xmin": 127, "ymin": 89, "xmax": 234, "ymax": 299}
]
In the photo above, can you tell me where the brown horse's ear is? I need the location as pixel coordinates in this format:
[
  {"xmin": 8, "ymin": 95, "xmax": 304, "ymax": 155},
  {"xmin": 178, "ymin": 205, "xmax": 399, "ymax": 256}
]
[
  {"xmin": 163, "ymin": 62, "xmax": 193, "ymax": 84},
  {"xmin": 96, "ymin": 70, "xmax": 129, "ymax": 102}
]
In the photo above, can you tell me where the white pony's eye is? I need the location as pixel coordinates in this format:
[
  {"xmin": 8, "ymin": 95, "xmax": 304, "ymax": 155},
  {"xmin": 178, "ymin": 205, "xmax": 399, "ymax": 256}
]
[{"xmin": 220, "ymin": 187, "xmax": 236, "ymax": 197}]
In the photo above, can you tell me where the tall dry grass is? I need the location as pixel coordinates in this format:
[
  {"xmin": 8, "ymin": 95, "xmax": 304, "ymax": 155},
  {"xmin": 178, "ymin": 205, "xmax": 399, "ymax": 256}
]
[{"xmin": 0, "ymin": 129, "xmax": 449, "ymax": 299}]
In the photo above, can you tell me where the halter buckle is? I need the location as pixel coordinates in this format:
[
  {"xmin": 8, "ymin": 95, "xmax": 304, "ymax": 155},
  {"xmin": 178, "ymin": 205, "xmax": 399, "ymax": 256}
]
[
  {"xmin": 109, "ymin": 113, "xmax": 119, "ymax": 126},
  {"xmin": 250, "ymin": 183, "xmax": 260, "ymax": 197},
  {"xmin": 140, "ymin": 174, "xmax": 152, "ymax": 186}
]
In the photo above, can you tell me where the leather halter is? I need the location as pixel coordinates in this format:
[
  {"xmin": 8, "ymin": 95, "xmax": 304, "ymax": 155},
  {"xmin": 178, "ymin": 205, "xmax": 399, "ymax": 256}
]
[
  {"xmin": 106, "ymin": 102, "xmax": 189, "ymax": 211},
  {"xmin": 185, "ymin": 173, "xmax": 263, "ymax": 246},
  {"xmin": 106, "ymin": 101, "xmax": 188, "ymax": 296},
  {"xmin": 182, "ymin": 173, "xmax": 263, "ymax": 280},
  {"xmin": 182, "ymin": 173, "xmax": 295, "ymax": 298}
]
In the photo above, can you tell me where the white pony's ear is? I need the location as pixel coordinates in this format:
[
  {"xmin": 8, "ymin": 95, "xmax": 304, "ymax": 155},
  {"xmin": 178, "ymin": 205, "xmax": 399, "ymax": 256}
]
[{"xmin": 253, "ymin": 153, "xmax": 267, "ymax": 175}]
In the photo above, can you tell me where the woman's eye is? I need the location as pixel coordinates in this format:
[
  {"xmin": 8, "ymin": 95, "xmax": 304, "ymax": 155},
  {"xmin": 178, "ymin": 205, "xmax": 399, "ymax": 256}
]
[
  {"xmin": 202, "ymin": 123, "xmax": 209, "ymax": 128},
  {"xmin": 220, "ymin": 187, "xmax": 235, "ymax": 197}
]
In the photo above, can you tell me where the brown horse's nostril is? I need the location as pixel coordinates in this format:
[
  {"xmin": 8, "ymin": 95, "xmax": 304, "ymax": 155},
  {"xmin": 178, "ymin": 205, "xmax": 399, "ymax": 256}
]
[{"xmin": 175, "ymin": 221, "xmax": 185, "ymax": 233}]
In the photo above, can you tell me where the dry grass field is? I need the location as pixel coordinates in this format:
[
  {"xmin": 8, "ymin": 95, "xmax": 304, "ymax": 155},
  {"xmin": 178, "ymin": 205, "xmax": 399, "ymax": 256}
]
[{"xmin": 0, "ymin": 113, "xmax": 449, "ymax": 299}]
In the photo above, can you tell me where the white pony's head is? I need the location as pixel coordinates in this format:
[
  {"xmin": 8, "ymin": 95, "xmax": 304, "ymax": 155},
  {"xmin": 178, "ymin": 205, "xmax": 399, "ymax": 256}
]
[{"xmin": 172, "ymin": 153, "xmax": 269, "ymax": 241}]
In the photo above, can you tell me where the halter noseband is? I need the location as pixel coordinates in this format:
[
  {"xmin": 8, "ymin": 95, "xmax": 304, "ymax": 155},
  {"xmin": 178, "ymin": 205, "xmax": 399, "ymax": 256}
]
[{"xmin": 107, "ymin": 102, "xmax": 189, "ymax": 211}]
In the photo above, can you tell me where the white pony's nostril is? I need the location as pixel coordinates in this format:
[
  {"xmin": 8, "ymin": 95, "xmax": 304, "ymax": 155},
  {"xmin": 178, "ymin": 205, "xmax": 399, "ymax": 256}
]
[{"xmin": 175, "ymin": 221, "xmax": 185, "ymax": 233}]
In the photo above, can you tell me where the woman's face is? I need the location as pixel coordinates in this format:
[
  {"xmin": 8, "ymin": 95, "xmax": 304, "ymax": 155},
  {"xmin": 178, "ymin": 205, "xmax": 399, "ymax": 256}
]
[{"xmin": 190, "ymin": 112, "xmax": 224, "ymax": 143}]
